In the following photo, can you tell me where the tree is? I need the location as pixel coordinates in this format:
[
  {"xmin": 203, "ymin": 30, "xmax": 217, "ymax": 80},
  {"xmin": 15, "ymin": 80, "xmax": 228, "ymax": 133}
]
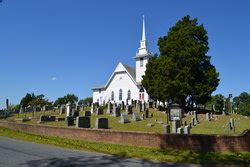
[
  {"xmin": 142, "ymin": 15, "xmax": 220, "ymax": 109},
  {"xmin": 78, "ymin": 97, "xmax": 93, "ymax": 105},
  {"xmin": 206, "ymin": 94, "xmax": 225, "ymax": 112},
  {"xmin": 54, "ymin": 94, "xmax": 78, "ymax": 106},
  {"xmin": 20, "ymin": 93, "xmax": 36, "ymax": 107},
  {"xmin": 233, "ymin": 92, "xmax": 250, "ymax": 116}
]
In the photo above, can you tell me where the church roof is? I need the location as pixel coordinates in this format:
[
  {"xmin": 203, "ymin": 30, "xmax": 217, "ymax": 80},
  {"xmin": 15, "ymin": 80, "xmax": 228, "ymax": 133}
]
[{"xmin": 122, "ymin": 63, "xmax": 136, "ymax": 81}]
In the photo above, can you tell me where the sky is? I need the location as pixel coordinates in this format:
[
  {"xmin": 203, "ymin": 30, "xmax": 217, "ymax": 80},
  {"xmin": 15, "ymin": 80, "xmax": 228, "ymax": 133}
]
[{"xmin": 0, "ymin": 0, "xmax": 250, "ymax": 108}]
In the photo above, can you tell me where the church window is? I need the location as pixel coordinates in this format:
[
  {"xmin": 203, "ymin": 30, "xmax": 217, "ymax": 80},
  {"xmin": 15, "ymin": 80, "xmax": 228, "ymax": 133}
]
[
  {"xmin": 140, "ymin": 58, "xmax": 143, "ymax": 67},
  {"xmin": 119, "ymin": 89, "xmax": 123, "ymax": 101},
  {"xmin": 111, "ymin": 91, "xmax": 114, "ymax": 101},
  {"xmin": 127, "ymin": 90, "xmax": 131, "ymax": 100}
]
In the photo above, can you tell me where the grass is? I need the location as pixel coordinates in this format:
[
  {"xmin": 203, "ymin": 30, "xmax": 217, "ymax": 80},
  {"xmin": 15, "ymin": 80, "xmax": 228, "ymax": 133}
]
[
  {"xmin": 4, "ymin": 108, "xmax": 250, "ymax": 135},
  {"xmin": 0, "ymin": 126, "xmax": 249, "ymax": 165}
]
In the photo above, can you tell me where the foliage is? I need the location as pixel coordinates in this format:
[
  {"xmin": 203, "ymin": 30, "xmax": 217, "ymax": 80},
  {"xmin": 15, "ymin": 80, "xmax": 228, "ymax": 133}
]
[
  {"xmin": 54, "ymin": 94, "xmax": 78, "ymax": 106},
  {"xmin": 233, "ymin": 92, "xmax": 250, "ymax": 116},
  {"xmin": 206, "ymin": 94, "xmax": 225, "ymax": 112},
  {"xmin": 142, "ymin": 15, "xmax": 219, "ymax": 109},
  {"xmin": 20, "ymin": 93, "xmax": 50, "ymax": 107},
  {"xmin": 78, "ymin": 97, "xmax": 93, "ymax": 105}
]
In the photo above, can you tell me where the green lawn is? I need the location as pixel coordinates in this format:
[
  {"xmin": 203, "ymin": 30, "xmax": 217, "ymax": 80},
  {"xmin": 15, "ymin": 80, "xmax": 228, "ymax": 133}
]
[
  {"xmin": 4, "ymin": 108, "xmax": 250, "ymax": 135},
  {"xmin": 0, "ymin": 126, "xmax": 249, "ymax": 165}
]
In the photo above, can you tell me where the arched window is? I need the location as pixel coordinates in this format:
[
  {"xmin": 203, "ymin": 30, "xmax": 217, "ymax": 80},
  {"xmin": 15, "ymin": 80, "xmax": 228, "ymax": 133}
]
[
  {"xmin": 127, "ymin": 90, "xmax": 131, "ymax": 100},
  {"xmin": 119, "ymin": 89, "xmax": 123, "ymax": 101},
  {"xmin": 111, "ymin": 91, "xmax": 114, "ymax": 101}
]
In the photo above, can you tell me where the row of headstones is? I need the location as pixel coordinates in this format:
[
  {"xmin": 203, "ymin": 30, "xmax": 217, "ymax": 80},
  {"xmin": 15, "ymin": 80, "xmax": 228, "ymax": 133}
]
[
  {"xmin": 19, "ymin": 105, "xmax": 54, "ymax": 113},
  {"xmin": 66, "ymin": 116, "xmax": 108, "ymax": 129},
  {"xmin": 163, "ymin": 120, "xmax": 191, "ymax": 134}
]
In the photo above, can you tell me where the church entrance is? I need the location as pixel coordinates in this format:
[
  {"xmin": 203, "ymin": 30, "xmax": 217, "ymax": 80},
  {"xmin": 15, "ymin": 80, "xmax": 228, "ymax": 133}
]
[{"xmin": 139, "ymin": 87, "xmax": 145, "ymax": 101}]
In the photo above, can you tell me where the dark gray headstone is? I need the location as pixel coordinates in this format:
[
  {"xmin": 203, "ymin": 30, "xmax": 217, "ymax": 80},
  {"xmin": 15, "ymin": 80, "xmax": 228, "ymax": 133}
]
[
  {"xmin": 65, "ymin": 116, "xmax": 74, "ymax": 126},
  {"xmin": 125, "ymin": 105, "xmax": 133, "ymax": 114},
  {"xmin": 96, "ymin": 108, "xmax": 103, "ymax": 115},
  {"xmin": 120, "ymin": 113, "xmax": 129, "ymax": 123},
  {"xmin": 145, "ymin": 109, "xmax": 149, "ymax": 118},
  {"xmin": 85, "ymin": 110, "xmax": 91, "ymax": 117},
  {"xmin": 113, "ymin": 107, "xmax": 121, "ymax": 117},
  {"xmin": 132, "ymin": 112, "xmax": 141, "ymax": 121},
  {"xmin": 172, "ymin": 120, "xmax": 181, "ymax": 133},
  {"xmin": 76, "ymin": 116, "xmax": 90, "ymax": 128},
  {"xmin": 95, "ymin": 118, "xmax": 108, "ymax": 129}
]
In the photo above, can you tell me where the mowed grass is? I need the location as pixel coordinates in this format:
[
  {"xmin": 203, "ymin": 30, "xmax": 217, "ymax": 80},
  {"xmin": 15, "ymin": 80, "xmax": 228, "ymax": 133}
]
[
  {"xmin": 0, "ymin": 126, "xmax": 249, "ymax": 165},
  {"xmin": 5, "ymin": 108, "xmax": 250, "ymax": 135}
]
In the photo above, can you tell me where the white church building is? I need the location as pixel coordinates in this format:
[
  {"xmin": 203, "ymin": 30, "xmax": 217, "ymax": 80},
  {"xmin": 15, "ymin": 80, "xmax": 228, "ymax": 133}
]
[{"xmin": 92, "ymin": 17, "xmax": 151, "ymax": 105}]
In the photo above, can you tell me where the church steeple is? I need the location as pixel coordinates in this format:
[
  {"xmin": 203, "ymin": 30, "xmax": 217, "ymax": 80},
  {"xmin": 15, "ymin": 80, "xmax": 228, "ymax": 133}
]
[
  {"xmin": 135, "ymin": 15, "xmax": 150, "ymax": 58},
  {"xmin": 135, "ymin": 16, "xmax": 150, "ymax": 83}
]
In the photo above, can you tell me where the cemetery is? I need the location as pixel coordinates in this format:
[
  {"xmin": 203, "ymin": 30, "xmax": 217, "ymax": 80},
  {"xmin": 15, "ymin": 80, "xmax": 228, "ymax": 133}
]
[{"xmin": 3, "ymin": 102, "xmax": 250, "ymax": 136}]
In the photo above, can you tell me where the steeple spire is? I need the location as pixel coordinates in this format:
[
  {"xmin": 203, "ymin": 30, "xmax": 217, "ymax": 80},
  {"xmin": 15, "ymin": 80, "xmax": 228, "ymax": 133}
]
[{"xmin": 142, "ymin": 15, "xmax": 146, "ymax": 41}]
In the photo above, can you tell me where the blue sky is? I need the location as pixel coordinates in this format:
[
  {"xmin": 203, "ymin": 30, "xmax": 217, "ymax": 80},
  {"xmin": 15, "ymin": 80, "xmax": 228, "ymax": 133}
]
[{"xmin": 0, "ymin": 0, "xmax": 250, "ymax": 108}]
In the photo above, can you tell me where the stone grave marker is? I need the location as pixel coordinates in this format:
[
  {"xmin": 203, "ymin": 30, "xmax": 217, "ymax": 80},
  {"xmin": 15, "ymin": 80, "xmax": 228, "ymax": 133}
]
[
  {"xmin": 132, "ymin": 112, "xmax": 141, "ymax": 121},
  {"xmin": 72, "ymin": 109, "xmax": 79, "ymax": 118},
  {"xmin": 76, "ymin": 116, "xmax": 90, "ymax": 128},
  {"xmin": 120, "ymin": 113, "xmax": 129, "ymax": 123},
  {"xmin": 66, "ymin": 103, "xmax": 72, "ymax": 117},
  {"xmin": 106, "ymin": 102, "xmax": 112, "ymax": 114},
  {"xmin": 85, "ymin": 111, "xmax": 91, "ymax": 117},
  {"xmin": 177, "ymin": 127, "xmax": 184, "ymax": 134},
  {"xmin": 125, "ymin": 105, "xmax": 133, "ymax": 114},
  {"xmin": 96, "ymin": 108, "xmax": 104, "ymax": 115},
  {"xmin": 145, "ymin": 109, "xmax": 149, "ymax": 118},
  {"xmin": 184, "ymin": 125, "xmax": 190, "ymax": 134},
  {"xmin": 113, "ymin": 106, "xmax": 121, "ymax": 117},
  {"xmin": 206, "ymin": 113, "xmax": 211, "ymax": 121},
  {"xmin": 95, "ymin": 118, "xmax": 108, "ymax": 129},
  {"xmin": 163, "ymin": 124, "xmax": 170, "ymax": 134},
  {"xmin": 172, "ymin": 120, "xmax": 181, "ymax": 133},
  {"xmin": 59, "ymin": 105, "xmax": 65, "ymax": 115},
  {"xmin": 65, "ymin": 116, "xmax": 74, "ymax": 126}
]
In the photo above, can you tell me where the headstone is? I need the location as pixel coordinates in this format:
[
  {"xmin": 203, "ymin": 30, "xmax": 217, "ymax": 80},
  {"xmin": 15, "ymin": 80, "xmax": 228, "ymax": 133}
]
[
  {"xmin": 125, "ymin": 105, "xmax": 133, "ymax": 114},
  {"xmin": 66, "ymin": 103, "xmax": 72, "ymax": 117},
  {"xmin": 85, "ymin": 110, "xmax": 91, "ymax": 117},
  {"xmin": 172, "ymin": 120, "xmax": 181, "ymax": 133},
  {"xmin": 206, "ymin": 113, "xmax": 211, "ymax": 121},
  {"xmin": 194, "ymin": 111, "xmax": 199, "ymax": 124},
  {"xmin": 163, "ymin": 124, "xmax": 170, "ymax": 134},
  {"xmin": 147, "ymin": 123, "xmax": 154, "ymax": 127},
  {"xmin": 90, "ymin": 103, "xmax": 94, "ymax": 113},
  {"xmin": 142, "ymin": 113, "xmax": 145, "ymax": 120},
  {"xmin": 184, "ymin": 125, "xmax": 190, "ymax": 134},
  {"xmin": 113, "ymin": 106, "xmax": 121, "ymax": 117},
  {"xmin": 183, "ymin": 121, "xmax": 187, "ymax": 126},
  {"xmin": 60, "ymin": 106, "xmax": 65, "ymax": 115},
  {"xmin": 228, "ymin": 121, "xmax": 233, "ymax": 130},
  {"xmin": 192, "ymin": 117, "xmax": 196, "ymax": 126},
  {"xmin": 177, "ymin": 127, "xmax": 184, "ymax": 134},
  {"xmin": 120, "ymin": 113, "xmax": 129, "ymax": 123},
  {"xmin": 65, "ymin": 116, "xmax": 74, "ymax": 126},
  {"xmin": 169, "ymin": 104, "xmax": 182, "ymax": 121},
  {"xmin": 76, "ymin": 116, "xmax": 90, "ymax": 128},
  {"xmin": 72, "ymin": 109, "xmax": 79, "ymax": 118},
  {"xmin": 145, "ymin": 109, "xmax": 149, "ymax": 118},
  {"xmin": 141, "ymin": 102, "xmax": 145, "ymax": 112},
  {"xmin": 96, "ymin": 108, "xmax": 104, "ymax": 115},
  {"xmin": 106, "ymin": 102, "xmax": 112, "ymax": 114},
  {"xmin": 121, "ymin": 101, "xmax": 125, "ymax": 110},
  {"xmin": 112, "ymin": 103, "xmax": 116, "ymax": 114},
  {"xmin": 132, "ymin": 112, "xmax": 141, "ymax": 121},
  {"xmin": 230, "ymin": 118, "xmax": 235, "ymax": 128},
  {"xmin": 95, "ymin": 118, "xmax": 108, "ymax": 129}
]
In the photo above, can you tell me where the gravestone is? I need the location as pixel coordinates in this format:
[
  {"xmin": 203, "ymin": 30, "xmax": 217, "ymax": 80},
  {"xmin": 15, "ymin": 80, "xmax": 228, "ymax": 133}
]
[
  {"xmin": 76, "ymin": 116, "xmax": 90, "ymax": 128},
  {"xmin": 95, "ymin": 118, "xmax": 108, "ymax": 129},
  {"xmin": 106, "ymin": 102, "xmax": 112, "ymax": 114},
  {"xmin": 120, "ymin": 113, "xmax": 129, "ymax": 123},
  {"xmin": 96, "ymin": 108, "xmax": 104, "ymax": 115},
  {"xmin": 121, "ymin": 101, "xmax": 125, "ymax": 110},
  {"xmin": 163, "ymin": 124, "xmax": 171, "ymax": 134},
  {"xmin": 72, "ymin": 109, "xmax": 79, "ymax": 118},
  {"xmin": 145, "ymin": 109, "xmax": 149, "ymax": 118},
  {"xmin": 206, "ymin": 113, "xmax": 211, "ymax": 121},
  {"xmin": 141, "ymin": 103, "xmax": 145, "ymax": 112},
  {"xmin": 65, "ymin": 116, "xmax": 74, "ymax": 126},
  {"xmin": 194, "ymin": 111, "xmax": 199, "ymax": 124},
  {"xmin": 177, "ymin": 127, "xmax": 184, "ymax": 134},
  {"xmin": 191, "ymin": 117, "xmax": 196, "ymax": 126},
  {"xmin": 141, "ymin": 113, "xmax": 145, "ymax": 120},
  {"xmin": 132, "ymin": 112, "xmax": 141, "ymax": 121},
  {"xmin": 184, "ymin": 125, "xmax": 190, "ymax": 134},
  {"xmin": 112, "ymin": 103, "xmax": 116, "ymax": 114},
  {"xmin": 183, "ymin": 121, "xmax": 187, "ymax": 126},
  {"xmin": 172, "ymin": 120, "xmax": 181, "ymax": 133},
  {"xmin": 60, "ymin": 105, "xmax": 65, "ymax": 115},
  {"xmin": 85, "ymin": 110, "xmax": 91, "ymax": 117},
  {"xmin": 113, "ymin": 106, "xmax": 121, "ymax": 117},
  {"xmin": 230, "ymin": 118, "xmax": 235, "ymax": 129},
  {"xmin": 169, "ymin": 104, "xmax": 182, "ymax": 121},
  {"xmin": 66, "ymin": 103, "xmax": 72, "ymax": 117},
  {"xmin": 125, "ymin": 105, "xmax": 133, "ymax": 114},
  {"xmin": 228, "ymin": 121, "xmax": 233, "ymax": 130}
]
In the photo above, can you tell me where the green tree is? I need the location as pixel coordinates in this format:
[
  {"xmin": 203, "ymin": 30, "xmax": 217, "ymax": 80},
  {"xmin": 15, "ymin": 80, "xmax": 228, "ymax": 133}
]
[
  {"xmin": 142, "ymin": 15, "xmax": 219, "ymax": 109},
  {"xmin": 28, "ymin": 94, "xmax": 50, "ymax": 106},
  {"xmin": 54, "ymin": 94, "xmax": 78, "ymax": 106},
  {"xmin": 78, "ymin": 97, "xmax": 93, "ymax": 105},
  {"xmin": 233, "ymin": 92, "xmax": 250, "ymax": 116},
  {"xmin": 20, "ymin": 93, "xmax": 36, "ymax": 107},
  {"xmin": 206, "ymin": 94, "xmax": 225, "ymax": 112}
]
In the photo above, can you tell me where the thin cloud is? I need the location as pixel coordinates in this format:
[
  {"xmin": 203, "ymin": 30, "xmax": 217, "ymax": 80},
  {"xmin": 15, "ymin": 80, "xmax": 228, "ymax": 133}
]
[{"xmin": 50, "ymin": 77, "xmax": 57, "ymax": 81}]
